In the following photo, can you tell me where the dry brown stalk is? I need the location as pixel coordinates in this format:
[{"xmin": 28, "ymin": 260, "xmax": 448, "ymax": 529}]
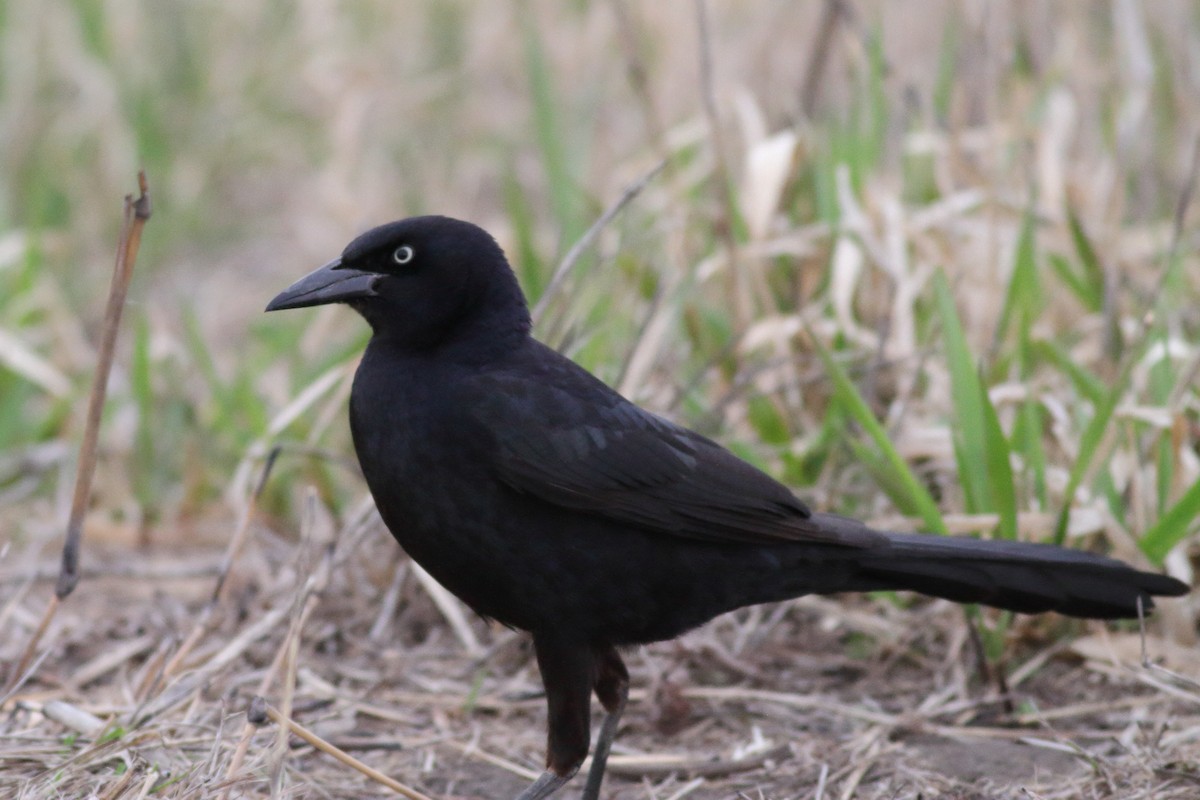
[
  {"xmin": 252, "ymin": 698, "xmax": 435, "ymax": 800},
  {"xmin": 5, "ymin": 172, "xmax": 151, "ymax": 694},
  {"xmin": 58, "ymin": 171, "xmax": 152, "ymax": 599}
]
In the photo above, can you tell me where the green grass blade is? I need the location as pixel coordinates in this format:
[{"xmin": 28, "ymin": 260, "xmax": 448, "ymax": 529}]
[
  {"xmin": 1066, "ymin": 207, "xmax": 1105, "ymax": 313},
  {"xmin": 1012, "ymin": 394, "xmax": 1047, "ymax": 509},
  {"xmin": 1047, "ymin": 253, "xmax": 1098, "ymax": 312},
  {"xmin": 812, "ymin": 334, "xmax": 946, "ymax": 534},
  {"xmin": 1032, "ymin": 340, "xmax": 1106, "ymax": 407},
  {"xmin": 1052, "ymin": 371, "xmax": 1126, "ymax": 544},
  {"xmin": 1141, "ymin": 478, "xmax": 1200, "ymax": 564},
  {"xmin": 933, "ymin": 270, "xmax": 990, "ymax": 513},
  {"xmin": 934, "ymin": 270, "xmax": 1018, "ymax": 538},
  {"xmin": 1008, "ymin": 214, "xmax": 1046, "ymax": 513},
  {"xmin": 994, "ymin": 209, "xmax": 1039, "ymax": 349},
  {"xmin": 502, "ymin": 165, "xmax": 545, "ymax": 300},
  {"xmin": 978, "ymin": 377, "xmax": 1017, "ymax": 539},
  {"xmin": 848, "ymin": 439, "xmax": 921, "ymax": 518},
  {"xmin": 521, "ymin": 12, "xmax": 584, "ymax": 249}
]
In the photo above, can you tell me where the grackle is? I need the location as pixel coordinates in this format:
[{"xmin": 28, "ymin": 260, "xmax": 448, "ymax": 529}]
[{"xmin": 267, "ymin": 215, "xmax": 1188, "ymax": 800}]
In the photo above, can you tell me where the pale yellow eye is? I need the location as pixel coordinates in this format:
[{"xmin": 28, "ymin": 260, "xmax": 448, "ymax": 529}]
[{"xmin": 392, "ymin": 245, "xmax": 415, "ymax": 265}]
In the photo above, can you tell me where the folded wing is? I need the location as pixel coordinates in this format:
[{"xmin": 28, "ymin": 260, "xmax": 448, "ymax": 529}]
[{"xmin": 467, "ymin": 355, "xmax": 883, "ymax": 549}]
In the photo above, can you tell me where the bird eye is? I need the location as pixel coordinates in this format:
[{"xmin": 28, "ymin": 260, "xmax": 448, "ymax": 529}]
[{"xmin": 392, "ymin": 245, "xmax": 415, "ymax": 265}]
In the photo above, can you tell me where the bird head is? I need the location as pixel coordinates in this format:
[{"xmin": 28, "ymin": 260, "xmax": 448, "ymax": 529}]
[{"xmin": 266, "ymin": 215, "xmax": 531, "ymax": 350}]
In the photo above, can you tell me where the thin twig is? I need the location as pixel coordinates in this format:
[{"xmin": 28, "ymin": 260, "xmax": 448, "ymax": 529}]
[
  {"xmin": 0, "ymin": 644, "xmax": 55, "ymax": 707},
  {"xmin": 814, "ymin": 762, "xmax": 829, "ymax": 800},
  {"xmin": 444, "ymin": 739, "xmax": 541, "ymax": 781},
  {"xmin": 531, "ymin": 157, "xmax": 668, "ymax": 326},
  {"xmin": 212, "ymin": 445, "xmax": 283, "ymax": 607},
  {"xmin": 251, "ymin": 698, "xmax": 435, "ymax": 800}
]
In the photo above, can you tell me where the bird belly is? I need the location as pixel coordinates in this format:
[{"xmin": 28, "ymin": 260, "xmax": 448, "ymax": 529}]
[{"xmin": 348, "ymin": 365, "xmax": 846, "ymax": 640}]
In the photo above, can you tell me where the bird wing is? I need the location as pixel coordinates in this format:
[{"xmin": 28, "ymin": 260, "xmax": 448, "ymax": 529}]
[{"xmin": 465, "ymin": 354, "xmax": 884, "ymax": 549}]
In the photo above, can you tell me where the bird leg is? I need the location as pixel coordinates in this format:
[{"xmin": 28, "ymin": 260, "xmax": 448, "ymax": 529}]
[
  {"xmin": 514, "ymin": 770, "xmax": 572, "ymax": 800},
  {"xmin": 582, "ymin": 644, "xmax": 629, "ymax": 800},
  {"xmin": 517, "ymin": 635, "xmax": 595, "ymax": 800}
]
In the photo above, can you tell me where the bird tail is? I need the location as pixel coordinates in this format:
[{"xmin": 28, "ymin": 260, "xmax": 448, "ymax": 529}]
[{"xmin": 809, "ymin": 515, "xmax": 1188, "ymax": 620}]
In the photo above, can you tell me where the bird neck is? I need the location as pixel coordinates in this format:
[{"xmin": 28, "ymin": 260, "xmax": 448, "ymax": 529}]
[
  {"xmin": 448, "ymin": 304, "xmax": 532, "ymax": 363},
  {"xmin": 446, "ymin": 267, "xmax": 533, "ymax": 362},
  {"xmin": 370, "ymin": 279, "xmax": 532, "ymax": 364}
]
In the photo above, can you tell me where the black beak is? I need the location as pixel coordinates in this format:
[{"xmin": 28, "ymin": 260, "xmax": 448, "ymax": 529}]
[{"xmin": 265, "ymin": 258, "xmax": 382, "ymax": 312}]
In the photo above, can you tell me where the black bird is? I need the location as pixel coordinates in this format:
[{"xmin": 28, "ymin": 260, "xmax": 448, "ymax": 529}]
[{"xmin": 266, "ymin": 215, "xmax": 1188, "ymax": 800}]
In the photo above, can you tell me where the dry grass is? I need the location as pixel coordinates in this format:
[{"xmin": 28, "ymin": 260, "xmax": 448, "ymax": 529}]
[
  {"xmin": 4, "ymin": 528, "xmax": 1198, "ymax": 798},
  {"xmin": 3, "ymin": 1, "xmax": 1200, "ymax": 798}
]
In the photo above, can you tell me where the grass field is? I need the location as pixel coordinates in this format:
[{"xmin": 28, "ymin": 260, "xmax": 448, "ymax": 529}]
[{"xmin": 2, "ymin": 2, "xmax": 1199, "ymax": 798}]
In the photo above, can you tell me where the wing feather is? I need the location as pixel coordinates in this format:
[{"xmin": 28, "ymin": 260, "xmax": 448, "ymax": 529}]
[{"xmin": 467, "ymin": 354, "xmax": 883, "ymax": 549}]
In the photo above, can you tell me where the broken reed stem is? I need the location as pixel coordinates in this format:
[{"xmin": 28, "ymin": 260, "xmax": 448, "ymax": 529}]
[
  {"xmin": 212, "ymin": 445, "xmax": 282, "ymax": 608},
  {"xmin": 251, "ymin": 698, "xmax": 435, "ymax": 800},
  {"xmin": 5, "ymin": 172, "xmax": 151, "ymax": 694},
  {"xmin": 59, "ymin": 171, "xmax": 152, "ymax": 598}
]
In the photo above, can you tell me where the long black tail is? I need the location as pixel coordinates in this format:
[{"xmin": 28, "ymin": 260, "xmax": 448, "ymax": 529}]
[{"xmin": 810, "ymin": 514, "xmax": 1188, "ymax": 620}]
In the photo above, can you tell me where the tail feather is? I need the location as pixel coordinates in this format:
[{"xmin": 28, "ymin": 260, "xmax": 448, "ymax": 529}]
[{"xmin": 810, "ymin": 516, "xmax": 1189, "ymax": 620}]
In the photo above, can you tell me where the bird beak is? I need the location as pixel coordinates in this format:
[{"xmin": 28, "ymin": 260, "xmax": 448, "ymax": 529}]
[{"xmin": 265, "ymin": 258, "xmax": 382, "ymax": 312}]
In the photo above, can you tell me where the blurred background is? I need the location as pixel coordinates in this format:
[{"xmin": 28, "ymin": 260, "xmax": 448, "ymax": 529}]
[
  {"xmin": 2, "ymin": 1, "xmax": 1200, "ymax": 797},
  {"xmin": 3, "ymin": 0, "xmax": 1199, "ymax": 541}
]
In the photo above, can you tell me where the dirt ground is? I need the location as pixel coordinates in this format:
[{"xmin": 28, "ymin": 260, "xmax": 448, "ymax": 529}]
[{"xmin": 3, "ymin": 510, "xmax": 1197, "ymax": 800}]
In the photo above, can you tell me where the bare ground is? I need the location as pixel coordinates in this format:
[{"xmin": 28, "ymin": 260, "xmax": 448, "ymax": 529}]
[{"xmin": 3, "ymin": 506, "xmax": 1197, "ymax": 800}]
